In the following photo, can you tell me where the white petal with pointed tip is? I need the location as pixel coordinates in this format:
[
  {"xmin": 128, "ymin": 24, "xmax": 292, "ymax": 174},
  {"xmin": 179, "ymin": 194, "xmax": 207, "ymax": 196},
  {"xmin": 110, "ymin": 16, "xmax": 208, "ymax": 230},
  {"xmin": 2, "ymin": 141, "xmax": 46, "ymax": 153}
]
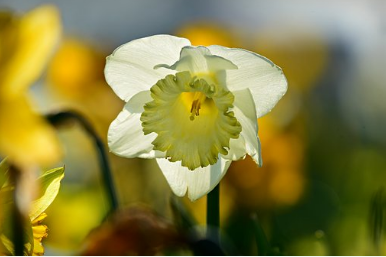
[
  {"xmin": 108, "ymin": 102, "xmax": 164, "ymax": 159},
  {"xmin": 105, "ymin": 35, "xmax": 191, "ymax": 102},
  {"xmin": 156, "ymin": 157, "xmax": 231, "ymax": 201},
  {"xmin": 156, "ymin": 46, "xmax": 237, "ymax": 74},
  {"xmin": 232, "ymin": 89, "xmax": 262, "ymax": 166},
  {"xmin": 208, "ymin": 45, "xmax": 287, "ymax": 118}
]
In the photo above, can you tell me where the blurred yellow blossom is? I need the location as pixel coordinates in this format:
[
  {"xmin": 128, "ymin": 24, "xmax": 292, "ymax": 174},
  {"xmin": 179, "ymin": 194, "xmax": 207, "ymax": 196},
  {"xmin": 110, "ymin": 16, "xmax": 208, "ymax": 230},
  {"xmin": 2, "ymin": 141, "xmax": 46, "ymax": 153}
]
[
  {"xmin": 226, "ymin": 116, "xmax": 305, "ymax": 208},
  {"xmin": 0, "ymin": 5, "xmax": 62, "ymax": 166},
  {"xmin": 47, "ymin": 39, "xmax": 105, "ymax": 98},
  {"xmin": 175, "ymin": 22, "xmax": 239, "ymax": 47},
  {"xmin": 46, "ymin": 38, "xmax": 122, "ymax": 140},
  {"xmin": 222, "ymin": 26, "xmax": 324, "ymax": 209}
]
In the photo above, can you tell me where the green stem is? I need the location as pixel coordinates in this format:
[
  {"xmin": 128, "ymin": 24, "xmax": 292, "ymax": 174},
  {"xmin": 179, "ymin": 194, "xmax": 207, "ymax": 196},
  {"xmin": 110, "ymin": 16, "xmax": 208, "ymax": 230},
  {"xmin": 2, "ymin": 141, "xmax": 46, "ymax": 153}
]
[
  {"xmin": 46, "ymin": 111, "xmax": 118, "ymax": 215},
  {"xmin": 207, "ymin": 183, "xmax": 220, "ymax": 241}
]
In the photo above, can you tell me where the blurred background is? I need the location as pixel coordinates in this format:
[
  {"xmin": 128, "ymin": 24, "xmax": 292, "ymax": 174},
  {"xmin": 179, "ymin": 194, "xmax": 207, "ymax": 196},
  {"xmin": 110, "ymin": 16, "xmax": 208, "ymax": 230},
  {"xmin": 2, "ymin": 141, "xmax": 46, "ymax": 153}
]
[{"xmin": 1, "ymin": 0, "xmax": 386, "ymax": 255}]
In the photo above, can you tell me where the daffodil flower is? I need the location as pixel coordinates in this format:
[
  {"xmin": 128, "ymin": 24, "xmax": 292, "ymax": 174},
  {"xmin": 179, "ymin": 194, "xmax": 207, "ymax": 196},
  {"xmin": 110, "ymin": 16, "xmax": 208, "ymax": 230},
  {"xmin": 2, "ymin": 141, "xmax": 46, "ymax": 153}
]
[
  {"xmin": 0, "ymin": 5, "xmax": 62, "ymax": 167},
  {"xmin": 106, "ymin": 35, "xmax": 287, "ymax": 201}
]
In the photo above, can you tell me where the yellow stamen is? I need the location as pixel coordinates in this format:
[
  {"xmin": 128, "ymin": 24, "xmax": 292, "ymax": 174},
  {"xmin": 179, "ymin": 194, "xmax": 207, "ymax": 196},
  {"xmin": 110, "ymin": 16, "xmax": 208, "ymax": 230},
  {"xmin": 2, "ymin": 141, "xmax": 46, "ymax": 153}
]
[{"xmin": 190, "ymin": 92, "xmax": 207, "ymax": 120}]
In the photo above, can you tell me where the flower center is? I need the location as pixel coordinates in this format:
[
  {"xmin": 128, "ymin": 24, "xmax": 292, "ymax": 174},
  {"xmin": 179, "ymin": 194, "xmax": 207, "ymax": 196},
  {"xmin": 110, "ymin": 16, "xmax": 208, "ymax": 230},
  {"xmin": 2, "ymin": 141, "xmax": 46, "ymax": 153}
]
[
  {"xmin": 141, "ymin": 71, "xmax": 241, "ymax": 170},
  {"xmin": 179, "ymin": 91, "xmax": 210, "ymax": 121}
]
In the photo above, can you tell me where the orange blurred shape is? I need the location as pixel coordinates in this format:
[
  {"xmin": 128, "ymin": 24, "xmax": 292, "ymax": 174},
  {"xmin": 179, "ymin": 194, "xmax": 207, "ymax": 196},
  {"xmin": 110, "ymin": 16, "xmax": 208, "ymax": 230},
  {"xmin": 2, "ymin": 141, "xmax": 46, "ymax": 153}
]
[
  {"xmin": 226, "ymin": 117, "xmax": 305, "ymax": 208},
  {"xmin": 47, "ymin": 39, "xmax": 105, "ymax": 98},
  {"xmin": 268, "ymin": 168, "xmax": 304, "ymax": 206},
  {"xmin": 175, "ymin": 22, "xmax": 239, "ymax": 47},
  {"xmin": 81, "ymin": 207, "xmax": 187, "ymax": 255}
]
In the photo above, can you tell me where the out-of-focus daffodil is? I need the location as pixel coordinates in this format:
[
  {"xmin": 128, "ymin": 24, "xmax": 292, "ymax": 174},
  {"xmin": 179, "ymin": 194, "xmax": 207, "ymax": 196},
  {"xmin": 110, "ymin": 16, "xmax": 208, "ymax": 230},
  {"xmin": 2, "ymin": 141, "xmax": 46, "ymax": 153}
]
[
  {"xmin": 175, "ymin": 22, "xmax": 239, "ymax": 47},
  {"xmin": 0, "ymin": 5, "xmax": 62, "ymax": 167},
  {"xmin": 46, "ymin": 38, "xmax": 123, "ymax": 140},
  {"xmin": 0, "ymin": 159, "xmax": 65, "ymax": 256},
  {"xmin": 226, "ymin": 116, "xmax": 305, "ymax": 208},
  {"xmin": 106, "ymin": 35, "xmax": 287, "ymax": 201},
  {"xmin": 47, "ymin": 39, "xmax": 105, "ymax": 98}
]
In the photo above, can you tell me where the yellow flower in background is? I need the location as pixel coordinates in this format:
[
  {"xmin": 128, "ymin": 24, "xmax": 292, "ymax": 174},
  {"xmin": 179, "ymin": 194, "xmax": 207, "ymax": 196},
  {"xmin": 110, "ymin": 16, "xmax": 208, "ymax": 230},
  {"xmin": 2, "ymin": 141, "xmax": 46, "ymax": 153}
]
[
  {"xmin": 47, "ymin": 39, "xmax": 105, "ymax": 98},
  {"xmin": 175, "ymin": 22, "xmax": 239, "ymax": 47},
  {"xmin": 226, "ymin": 116, "xmax": 305, "ymax": 208},
  {"xmin": 106, "ymin": 35, "xmax": 287, "ymax": 200},
  {"xmin": 0, "ymin": 5, "xmax": 62, "ymax": 166},
  {"xmin": 46, "ymin": 38, "xmax": 123, "ymax": 140},
  {"xmin": 31, "ymin": 213, "xmax": 48, "ymax": 256}
]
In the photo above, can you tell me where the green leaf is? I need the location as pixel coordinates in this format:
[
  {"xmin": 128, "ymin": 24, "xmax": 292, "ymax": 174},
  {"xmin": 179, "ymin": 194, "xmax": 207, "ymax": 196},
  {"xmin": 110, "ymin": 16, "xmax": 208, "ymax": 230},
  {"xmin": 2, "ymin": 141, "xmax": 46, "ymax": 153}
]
[
  {"xmin": 251, "ymin": 213, "xmax": 270, "ymax": 256},
  {"xmin": 1, "ymin": 234, "xmax": 14, "ymax": 255},
  {"xmin": 29, "ymin": 166, "xmax": 65, "ymax": 221},
  {"xmin": 370, "ymin": 188, "xmax": 385, "ymax": 254},
  {"xmin": 0, "ymin": 195, "xmax": 33, "ymax": 256},
  {"xmin": 0, "ymin": 224, "xmax": 33, "ymax": 256},
  {"xmin": 0, "ymin": 158, "xmax": 9, "ymax": 188}
]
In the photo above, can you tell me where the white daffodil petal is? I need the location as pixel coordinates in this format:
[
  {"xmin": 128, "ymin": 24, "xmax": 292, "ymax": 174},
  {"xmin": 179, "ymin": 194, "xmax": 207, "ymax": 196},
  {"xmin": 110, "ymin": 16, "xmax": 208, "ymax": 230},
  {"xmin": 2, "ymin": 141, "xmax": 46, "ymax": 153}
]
[
  {"xmin": 156, "ymin": 46, "xmax": 237, "ymax": 74},
  {"xmin": 208, "ymin": 45, "xmax": 287, "ymax": 118},
  {"xmin": 105, "ymin": 35, "xmax": 191, "ymax": 102},
  {"xmin": 108, "ymin": 102, "xmax": 164, "ymax": 159},
  {"xmin": 232, "ymin": 89, "xmax": 262, "ymax": 166},
  {"xmin": 170, "ymin": 46, "xmax": 211, "ymax": 73},
  {"xmin": 156, "ymin": 157, "xmax": 231, "ymax": 201},
  {"xmin": 125, "ymin": 90, "xmax": 152, "ymax": 114}
]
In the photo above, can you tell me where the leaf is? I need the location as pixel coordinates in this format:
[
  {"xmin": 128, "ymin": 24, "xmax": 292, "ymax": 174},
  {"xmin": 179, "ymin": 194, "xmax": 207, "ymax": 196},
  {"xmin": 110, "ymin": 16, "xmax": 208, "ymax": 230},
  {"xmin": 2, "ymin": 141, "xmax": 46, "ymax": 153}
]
[
  {"xmin": 370, "ymin": 188, "xmax": 385, "ymax": 253},
  {"xmin": 0, "ymin": 185, "xmax": 14, "ymax": 207},
  {"xmin": 250, "ymin": 213, "xmax": 270, "ymax": 256},
  {"xmin": 29, "ymin": 166, "xmax": 64, "ymax": 221},
  {"xmin": 1, "ymin": 234, "xmax": 14, "ymax": 255},
  {"xmin": 0, "ymin": 158, "xmax": 9, "ymax": 188},
  {"xmin": 0, "ymin": 201, "xmax": 34, "ymax": 256},
  {"xmin": 0, "ymin": 227, "xmax": 33, "ymax": 256}
]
